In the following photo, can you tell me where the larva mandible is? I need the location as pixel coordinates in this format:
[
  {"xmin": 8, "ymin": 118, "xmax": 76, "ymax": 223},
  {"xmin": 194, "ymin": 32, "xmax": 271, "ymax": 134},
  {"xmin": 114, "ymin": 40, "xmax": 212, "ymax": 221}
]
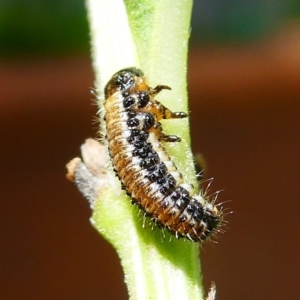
[{"xmin": 104, "ymin": 67, "xmax": 221, "ymax": 242}]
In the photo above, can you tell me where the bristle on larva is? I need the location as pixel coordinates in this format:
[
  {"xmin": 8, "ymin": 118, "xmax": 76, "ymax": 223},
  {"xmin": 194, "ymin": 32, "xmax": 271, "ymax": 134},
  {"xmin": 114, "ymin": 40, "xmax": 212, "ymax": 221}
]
[{"xmin": 104, "ymin": 67, "xmax": 222, "ymax": 242}]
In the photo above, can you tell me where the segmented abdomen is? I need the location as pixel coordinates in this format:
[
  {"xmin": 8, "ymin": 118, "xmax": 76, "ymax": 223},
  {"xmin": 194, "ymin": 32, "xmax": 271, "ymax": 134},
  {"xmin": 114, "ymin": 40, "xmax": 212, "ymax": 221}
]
[{"xmin": 104, "ymin": 68, "xmax": 220, "ymax": 242}]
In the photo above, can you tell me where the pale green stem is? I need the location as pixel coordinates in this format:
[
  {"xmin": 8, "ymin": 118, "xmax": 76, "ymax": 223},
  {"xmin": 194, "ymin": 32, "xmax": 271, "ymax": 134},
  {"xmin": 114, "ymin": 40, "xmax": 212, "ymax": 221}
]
[{"xmin": 85, "ymin": 1, "xmax": 205, "ymax": 299}]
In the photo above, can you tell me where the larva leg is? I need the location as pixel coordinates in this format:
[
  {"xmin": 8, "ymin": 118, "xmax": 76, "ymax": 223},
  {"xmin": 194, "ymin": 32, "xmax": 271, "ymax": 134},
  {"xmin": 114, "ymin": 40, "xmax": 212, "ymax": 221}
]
[
  {"xmin": 163, "ymin": 109, "xmax": 187, "ymax": 119},
  {"xmin": 150, "ymin": 85, "xmax": 188, "ymax": 120},
  {"xmin": 152, "ymin": 122, "xmax": 181, "ymax": 143},
  {"xmin": 149, "ymin": 101, "xmax": 187, "ymax": 121},
  {"xmin": 151, "ymin": 85, "xmax": 171, "ymax": 95}
]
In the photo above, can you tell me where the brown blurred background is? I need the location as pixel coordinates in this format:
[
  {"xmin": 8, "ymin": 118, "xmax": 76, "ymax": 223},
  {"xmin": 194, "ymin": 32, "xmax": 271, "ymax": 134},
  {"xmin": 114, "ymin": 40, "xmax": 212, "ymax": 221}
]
[{"xmin": 1, "ymin": 1, "xmax": 300, "ymax": 299}]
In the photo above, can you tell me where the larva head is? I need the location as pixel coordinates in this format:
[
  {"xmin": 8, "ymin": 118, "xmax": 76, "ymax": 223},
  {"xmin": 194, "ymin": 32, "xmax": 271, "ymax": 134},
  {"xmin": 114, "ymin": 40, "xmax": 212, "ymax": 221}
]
[{"xmin": 104, "ymin": 67, "xmax": 147, "ymax": 98}]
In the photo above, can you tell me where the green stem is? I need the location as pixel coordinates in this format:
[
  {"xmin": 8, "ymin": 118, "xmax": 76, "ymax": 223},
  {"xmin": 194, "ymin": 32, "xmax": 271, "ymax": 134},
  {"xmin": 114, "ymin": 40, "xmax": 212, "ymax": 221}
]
[{"xmin": 85, "ymin": 1, "xmax": 205, "ymax": 299}]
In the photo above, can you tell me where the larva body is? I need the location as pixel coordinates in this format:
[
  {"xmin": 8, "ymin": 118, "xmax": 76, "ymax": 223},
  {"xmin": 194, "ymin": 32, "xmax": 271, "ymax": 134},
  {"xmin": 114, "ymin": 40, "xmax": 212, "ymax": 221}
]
[{"xmin": 104, "ymin": 68, "xmax": 220, "ymax": 242}]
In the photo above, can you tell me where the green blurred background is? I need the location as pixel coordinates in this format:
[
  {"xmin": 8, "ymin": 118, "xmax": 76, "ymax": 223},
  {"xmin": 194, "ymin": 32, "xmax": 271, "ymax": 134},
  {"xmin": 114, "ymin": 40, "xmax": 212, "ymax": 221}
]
[
  {"xmin": 1, "ymin": 0, "xmax": 300, "ymax": 55},
  {"xmin": 1, "ymin": 1, "xmax": 300, "ymax": 300}
]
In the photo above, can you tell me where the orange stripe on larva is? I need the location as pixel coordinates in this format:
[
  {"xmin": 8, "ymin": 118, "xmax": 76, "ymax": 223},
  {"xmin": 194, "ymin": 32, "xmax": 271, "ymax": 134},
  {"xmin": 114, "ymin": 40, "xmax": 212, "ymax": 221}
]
[{"xmin": 104, "ymin": 68, "xmax": 221, "ymax": 242}]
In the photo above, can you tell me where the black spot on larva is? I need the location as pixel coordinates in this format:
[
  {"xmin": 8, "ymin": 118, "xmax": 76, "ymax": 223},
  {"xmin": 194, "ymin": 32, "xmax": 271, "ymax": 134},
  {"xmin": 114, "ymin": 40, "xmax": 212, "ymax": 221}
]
[
  {"xmin": 169, "ymin": 189, "xmax": 181, "ymax": 201},
  {"xmin": 185, "ymin": 200, "xmax": 198, "ymax": 215},
  {"xmin": 139, "ymin": 159, "xmax": 147, "ymax": 169},
  {"xmin": 123, "ymin": 96, "xmax": 135, "ymax": 108},
  {"xmin": 145, "ymin": 162, "xmax": 167, "ymax": 182},
  {"xmin": 127, "ymin": 117, "xmax": 140, "ymax": 128},
  {"xmin": 171, "ymin": 187, "xmax": 190, "ymax": 210},
  {"xmin": 204, "ymin": 212, "xmax": 220, "ymax": 232},
  {"xmin": 170, "ymin": 186, "xmax": 188, "ymax": 201},
  {"xmin": 133, "ymin": 140, "xmax": 144, "ymax": 149},
  {"xmin": 175, "ymin": 196, "xmax": 190, "ymax": 210},
  {"xmin": 158, "ymin": 173, "xmax": 176, "ymax": 195},
  {"xmin": 137, "ymin": 131, "xmax": 149, "ymax": 142},
  {"xmin": 133, "ymin": 143, "xmax": 152, "ymax": 158},
  {"xmin": 137, "ymin": 91, "xmax": 150, "ymax": 108},
  {"xmin": 192, "ymin": 204, "xmax": 204, "ymax": 222},
  {"xmin": 127, "ymin": 130, "xmax": 149, "ymax": 144},
  {"xmin": 140, "ymin": 152, "xmax": 159, "ymax": 169},
  {"xmin": 143, "ymin": 113, "xmax": 155, "ymax": 130},
  {"xmin": 148, "ymin": 152, "xmax": 159, "ymax": 165}
]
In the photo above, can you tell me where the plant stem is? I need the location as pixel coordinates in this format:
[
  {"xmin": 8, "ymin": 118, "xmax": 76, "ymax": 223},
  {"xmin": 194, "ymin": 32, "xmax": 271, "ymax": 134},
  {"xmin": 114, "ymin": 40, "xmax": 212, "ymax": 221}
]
[{"xmin": 85, "ymin": 1, "xmax": 206, "ymax": 299}]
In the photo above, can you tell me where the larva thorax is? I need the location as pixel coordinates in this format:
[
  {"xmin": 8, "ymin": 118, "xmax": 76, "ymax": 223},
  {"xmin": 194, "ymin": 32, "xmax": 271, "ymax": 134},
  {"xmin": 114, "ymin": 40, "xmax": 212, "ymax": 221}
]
[{"xmin": 104, "ymin": 67, "xmax": 221, "ymax": 242}]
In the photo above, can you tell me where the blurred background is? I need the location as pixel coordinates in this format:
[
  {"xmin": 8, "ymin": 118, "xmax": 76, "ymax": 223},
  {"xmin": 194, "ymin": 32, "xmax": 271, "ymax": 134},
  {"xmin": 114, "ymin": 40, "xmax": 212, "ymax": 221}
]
[{"xmin": 1, "ymin": 0, "xmax": 300, "ymax": 299}]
